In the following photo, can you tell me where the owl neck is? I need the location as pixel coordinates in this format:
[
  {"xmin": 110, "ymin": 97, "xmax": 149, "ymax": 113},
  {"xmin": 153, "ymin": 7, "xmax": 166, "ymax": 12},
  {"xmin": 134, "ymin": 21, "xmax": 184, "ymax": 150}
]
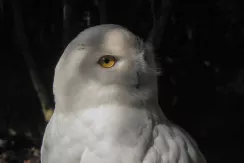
[{"xmin": 54, "ymin": 83, "xmax": 164, "ymax": 118}]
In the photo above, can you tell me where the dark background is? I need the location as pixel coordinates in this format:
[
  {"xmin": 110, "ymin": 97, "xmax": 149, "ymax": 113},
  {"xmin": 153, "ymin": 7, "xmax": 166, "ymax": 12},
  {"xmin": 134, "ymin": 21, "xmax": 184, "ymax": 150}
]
[{"xmin": 2, "ymin": 0, "xmax": 244, "ymax": 162}]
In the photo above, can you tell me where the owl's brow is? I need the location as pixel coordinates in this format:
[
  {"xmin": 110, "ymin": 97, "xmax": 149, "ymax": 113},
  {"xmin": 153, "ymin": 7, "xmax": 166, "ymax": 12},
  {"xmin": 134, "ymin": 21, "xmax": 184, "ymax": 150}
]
[
  {"xmin": 76, "ymin": 43, "xmax": 86, "ymax": 50},
  {"xmin": 76, "ymin": 43, "xmax": 97, "ymax": 51}
]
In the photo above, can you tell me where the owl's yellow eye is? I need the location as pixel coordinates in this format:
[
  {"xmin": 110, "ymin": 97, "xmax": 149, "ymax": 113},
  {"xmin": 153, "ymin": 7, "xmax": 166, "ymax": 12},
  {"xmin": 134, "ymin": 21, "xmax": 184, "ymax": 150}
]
[{"xmin": 98, "ymin": 55, "xmax": 117, "ymax": 68}]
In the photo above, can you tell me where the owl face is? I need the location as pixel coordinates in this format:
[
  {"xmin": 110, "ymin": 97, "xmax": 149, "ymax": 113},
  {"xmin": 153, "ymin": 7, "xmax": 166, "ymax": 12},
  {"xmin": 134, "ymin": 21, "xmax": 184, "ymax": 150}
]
[{"xmin": 53, "ymin": 25, "xmax": 158, "ymax": 110}]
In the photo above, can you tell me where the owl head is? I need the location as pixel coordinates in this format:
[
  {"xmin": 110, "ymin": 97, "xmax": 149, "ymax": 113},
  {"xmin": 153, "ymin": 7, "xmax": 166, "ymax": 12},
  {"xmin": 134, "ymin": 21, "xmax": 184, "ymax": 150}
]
[{"xmin": 53, "ymin": 24, "xmax": 159, "ymax": 111}]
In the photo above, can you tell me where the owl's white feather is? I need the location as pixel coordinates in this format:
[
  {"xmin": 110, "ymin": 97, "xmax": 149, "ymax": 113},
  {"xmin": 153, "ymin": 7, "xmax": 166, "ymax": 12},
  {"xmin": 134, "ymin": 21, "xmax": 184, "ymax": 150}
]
[{"xmin": 41, "ymin": 24, "xmax": 207, "ymax": 163}]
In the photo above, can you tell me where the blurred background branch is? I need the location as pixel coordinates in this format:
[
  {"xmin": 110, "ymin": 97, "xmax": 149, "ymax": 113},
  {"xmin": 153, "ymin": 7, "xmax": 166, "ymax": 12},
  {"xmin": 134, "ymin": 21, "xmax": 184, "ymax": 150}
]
[
  {"xmin": 148, "ymin": 0, "xmax": 172, "ymax": 50},
  {"xmin": 11, "ymin": 0, "xmax": 54, "ymax": 122}
]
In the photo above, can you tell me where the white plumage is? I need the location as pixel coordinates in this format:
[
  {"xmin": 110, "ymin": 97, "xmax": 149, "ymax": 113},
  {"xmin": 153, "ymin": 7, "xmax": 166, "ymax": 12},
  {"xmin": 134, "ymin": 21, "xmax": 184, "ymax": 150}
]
[{"xmin": 41, "ymin": 24, "xmax": 207, "ymax": 163}]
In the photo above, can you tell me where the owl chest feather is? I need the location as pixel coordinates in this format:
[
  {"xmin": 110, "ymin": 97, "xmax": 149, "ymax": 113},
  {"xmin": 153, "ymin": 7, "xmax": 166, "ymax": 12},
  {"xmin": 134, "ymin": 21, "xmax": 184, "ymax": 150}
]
[{"xmin": 46, "ymin": 105, "xmax": 155, "ymax": 162}]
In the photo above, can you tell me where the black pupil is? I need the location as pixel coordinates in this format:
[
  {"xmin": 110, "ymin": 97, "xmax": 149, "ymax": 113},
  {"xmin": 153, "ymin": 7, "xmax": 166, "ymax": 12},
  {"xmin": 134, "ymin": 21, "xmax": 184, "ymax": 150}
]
[{"xmin": 104, "ymin": 58, "xmax": 110, "ymax": 64}]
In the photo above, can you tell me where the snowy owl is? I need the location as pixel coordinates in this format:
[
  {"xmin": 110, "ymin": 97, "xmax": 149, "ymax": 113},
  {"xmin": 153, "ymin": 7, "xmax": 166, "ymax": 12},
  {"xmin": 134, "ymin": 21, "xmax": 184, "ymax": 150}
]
[{"xmin": 41, "ymin": 24, "xmax": 207, "ymax": 163}]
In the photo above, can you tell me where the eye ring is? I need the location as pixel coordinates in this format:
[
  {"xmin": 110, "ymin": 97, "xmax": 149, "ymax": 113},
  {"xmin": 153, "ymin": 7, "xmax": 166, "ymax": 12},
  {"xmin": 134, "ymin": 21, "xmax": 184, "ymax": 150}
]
[{"xmin": 98, "ymin": 55, "xmax": 117, "ymax": 68}]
